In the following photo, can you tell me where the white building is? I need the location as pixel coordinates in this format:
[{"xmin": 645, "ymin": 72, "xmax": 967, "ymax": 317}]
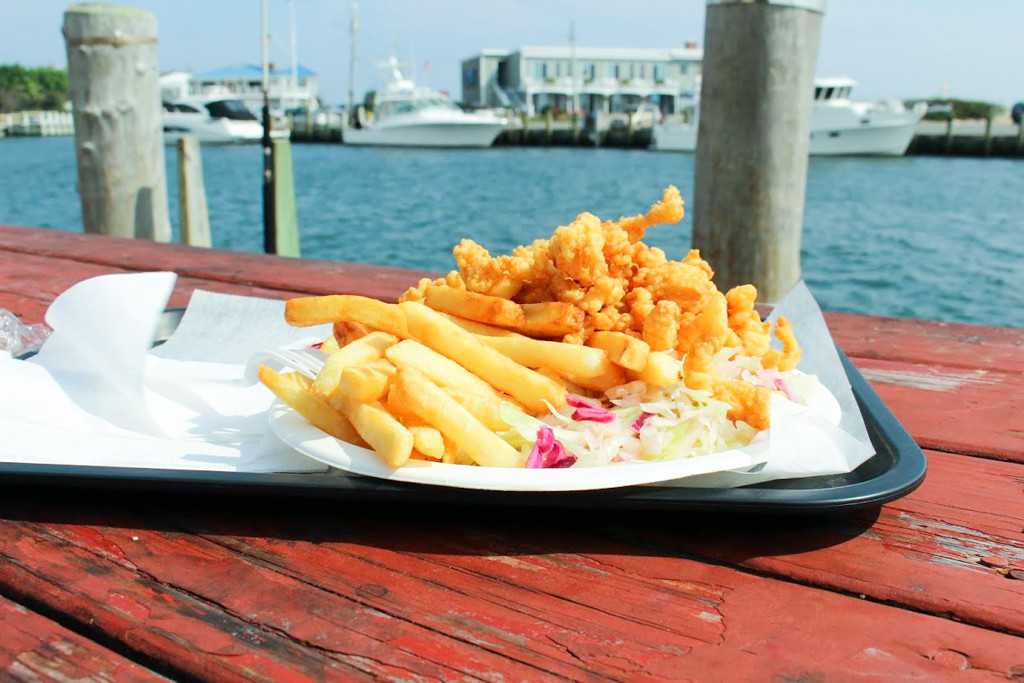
[
  {"xmin": 159, "ymin": 64, "xmax": 320, "ymax": 115},
  {"xmin": 461, "ymin": 44, "xmax": 702, "ymax": 116}
]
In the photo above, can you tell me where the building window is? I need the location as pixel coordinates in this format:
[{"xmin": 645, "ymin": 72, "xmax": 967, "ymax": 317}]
[
  {"xmin": 611, "ymin": 64, "xmax": 620, "ymax": 79},
  {"xmin": 583, "ymin": 63, "xmax": 595, "ymax": 81},
  {"xmin": 654, "ymin": 64, "xmax": 666, "ymax": 82},
  {"xmin": 533, "ymin": 61, "xmax": 546, "ymax": 79}
]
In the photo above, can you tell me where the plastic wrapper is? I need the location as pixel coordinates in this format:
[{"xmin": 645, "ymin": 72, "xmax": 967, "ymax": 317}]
[{"xmin": 0, "ymin": 309, "xmax": 51, "ymax": 358}]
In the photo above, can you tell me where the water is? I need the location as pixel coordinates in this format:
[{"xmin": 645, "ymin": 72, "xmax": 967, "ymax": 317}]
[{"xmin": 1, "ymin": 136, "xmax": 1021, "ymax": 329}]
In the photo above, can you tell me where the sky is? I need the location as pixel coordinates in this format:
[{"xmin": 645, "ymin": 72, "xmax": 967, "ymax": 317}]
[{"xmin": 2, "ymin": 1, "xmax": 1021, "ymax": 108}]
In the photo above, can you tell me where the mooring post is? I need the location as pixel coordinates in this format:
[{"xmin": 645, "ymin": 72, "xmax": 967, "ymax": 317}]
[
  {"xmin": 691, "ymin": 0, "xmax": 824, "ymax": 304},
  {"xmin": 63, "ymin": 4, "xmax": 171, "ymax": 241},
  {"xmin": 271, "ymin": 138, "xmax": 301, "ymax": 257},
  {"xmin": 177, "ymin": 136, "xmax": 211, "ymax": 247}
]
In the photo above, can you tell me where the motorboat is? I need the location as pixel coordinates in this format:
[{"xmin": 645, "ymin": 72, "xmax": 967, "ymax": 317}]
[
  {"xmin": 652, "ymin": 77, "xmax": 928, "ymax": 156},
  {"xmin": 344, "ymin": 59, "xmax": 507, "ymax": 148},
  {"xmin": 162, "ymin": 98, "xmax": 289, "ymax": 145}
]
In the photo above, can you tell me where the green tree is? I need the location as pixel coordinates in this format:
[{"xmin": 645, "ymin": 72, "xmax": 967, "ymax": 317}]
[
  {"xmin": 0, "ymin": 63, "xmax": 69, "ymax": 112},
  {"xmin": 914, "ymin": 97, "xmax": 1005, "ymax": 121}
]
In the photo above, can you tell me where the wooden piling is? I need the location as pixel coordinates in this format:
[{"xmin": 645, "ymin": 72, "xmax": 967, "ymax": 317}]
[
  {"xmin": 176, "ymin": 137, "xmax": 211, "ymax": 248},
  {"xmin": 691, "ymin": 0, "xmax": 824, "ymax": 304},
  {"xmin": 271, "ymin": 139, "xmax": 300, "ymax": 257},
  {"xmin": 62, "ymin": 4, "xmax": 170, "ymax": 241}
]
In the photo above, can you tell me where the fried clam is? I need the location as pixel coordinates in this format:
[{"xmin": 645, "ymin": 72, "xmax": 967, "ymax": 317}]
[{"xmin": 408, "ymin": 185, "xmax": 801, "ymax": 428}]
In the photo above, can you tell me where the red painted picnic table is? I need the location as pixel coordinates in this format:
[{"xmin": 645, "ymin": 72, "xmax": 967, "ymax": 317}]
[{"xmin": 0, "ymin": 224, "xmax": 1021, "ymax": 681}]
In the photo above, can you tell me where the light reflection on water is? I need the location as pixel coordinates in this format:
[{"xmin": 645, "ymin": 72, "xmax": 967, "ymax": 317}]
[{"xmin": 1, "ymin": 137, "xmax": 1020, "ymax": 328}]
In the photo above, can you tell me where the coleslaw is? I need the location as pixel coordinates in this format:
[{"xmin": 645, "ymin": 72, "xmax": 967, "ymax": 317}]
[{"xmin": 500, "ymin": 347, "xmax": 827, "ymax": 469}]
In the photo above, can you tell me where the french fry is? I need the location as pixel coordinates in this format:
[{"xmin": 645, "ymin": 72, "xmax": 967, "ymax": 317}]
[
  {"xmin": 285, "ymin": 295, "xmax": 408, "ymax": 337},
  {"xmin": 423, "ymin": 284, "xmax": 525, "ymax": 328},
  {"xmin": 365, "ymin": 357, "xmax": 398, "ymax": 379},
  {"xmin": 399, "ymin": 301, "xmax": 566, "ymax": 412},
  {"xmin": 586, "ymin": 331, "xmax": 651, "ymax": 372},
  {"xmin": 440, "ymin": 436, "xmax": 459, "ymax": 464},
  {"xmin": 476, "ymin": 333, "xmax": 615, "ymax": 380},
  {"xmin": 384, "ymin": 338, "xmax": 502, "ymax": 400},
  {"xmin": 409, "ymin": 449, "xmax": 442, "ymax": 462},
  {"xmin": 443, "ymin": 387, "xmax": 520, "ymax": 432},
  {"xmin": 393, "ymin": 366, "xmax": 524, "ymax": 468},
  {"xmin": 564, "ymin": 364, "xmax": 629, "ymax": 393},
  {"xmin": 257, "ymin": 365, "xmax": 367, "ymax": 447},
  {"xmin": 333, "ymin": 320, "xmax": 369, "ymax": 347},
  {"xmin": 515, "ymin": 302, "xmax": 585, "ymax": 337},
  {"xmin": 311, "ymin": 331, "xmax": 397, "ymax": 397},
  {"xmin": 440, "ymin": 313, "xmax": 516, "ymax": 337},
  {"xmin": 633, "ymin": 350, "xmax": 683, "ymax": 386},
  {"xmin": 319, "ymin": 334, "xmax": 341, "ymax": 355},
  {"xmin": 406, "ymin": 424, "xmax": 445, "ymax": 459},
  {"xmin": 333, "ymin": 365, "xmax": 391, "ymax": 406},
  {"xmin": 341, "ymin": 398, "xmax": 415, "ymax": 467}
]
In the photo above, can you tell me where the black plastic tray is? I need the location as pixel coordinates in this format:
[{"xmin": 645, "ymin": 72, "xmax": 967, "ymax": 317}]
[{"xmin": 2, "ymin": 311, "xmax": 926, "ymax": 513}]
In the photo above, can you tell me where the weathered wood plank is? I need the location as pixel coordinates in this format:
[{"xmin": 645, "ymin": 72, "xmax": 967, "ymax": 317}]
[
  {"xmin": 0, "ymin": 225, "xmax": 436, "ymax": 302},
  {"xmin": 0, "ymin": 594, "xmax": 168, "ymax": 681},
  {"xmin": 3, "ymin": 502, "xmax": 1023, "ymax": 680},
  {"xmin": 826, "ymin": 310, "xmax": 1024, "ymax": 374},
  {"xmin": 0, "ymin": 519, "xmax": 575, "ymax": 681},
  {"xmin": 598, "ymin": 449, "xmax": 1024, "ymax": 637},
  {"xmin": 0, "ymin": 250, "xmax": 307, "ymax": 325},
  {"xmin": 851, "ymin": 357, "xmax": 1024, "ymax": 462}
]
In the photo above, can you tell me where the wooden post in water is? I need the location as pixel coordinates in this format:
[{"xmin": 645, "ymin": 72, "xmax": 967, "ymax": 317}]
[
  {"xmin": 271, "ymin": 139, "xmax": 301, "ymax": 257},
  {"xmin": 691, "ymin": 0, "xmax": 824, "ymax": 304},
  {"xmin": 62, "ymin": 4, "xmax": 170, "ymax": 241},
  {"xmin": 176, "ymin": 137, "xmax": 211, "ymax": 247},
  {"xmin": 983, "ymin": 112, "xmax": 994, "ymax": 157}
]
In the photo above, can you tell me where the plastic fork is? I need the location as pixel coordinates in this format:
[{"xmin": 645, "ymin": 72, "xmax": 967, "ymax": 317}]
[{"xmin": 246, "ymin": 347, "xmax": 326, "ymax": 380}]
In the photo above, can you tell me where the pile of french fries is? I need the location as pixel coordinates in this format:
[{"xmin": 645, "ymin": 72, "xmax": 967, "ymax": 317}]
[{"xmin": 259, "ymin": 285, "xmax": 686, "ymax": 469}]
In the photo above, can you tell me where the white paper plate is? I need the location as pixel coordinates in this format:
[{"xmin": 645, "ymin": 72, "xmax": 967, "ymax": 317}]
[{"xmin": 267, "ymin": 401, "xmax": 775, "ymax": 491}]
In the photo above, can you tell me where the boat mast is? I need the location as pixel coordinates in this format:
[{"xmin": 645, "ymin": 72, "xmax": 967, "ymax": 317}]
[
  {"xmin": 289, "ymin": 0, "xmax": 298, "ymax": 104},
  {"xmin": 569, "ymin": 19, "xmax": 578, "ymax": 115},
  {"xmin": 260, "ymin": 0, "xmax": 276, "ymax": 252},
  {"xmin": 347, "ymin": 3, "xmax": 358, "ymax": 123}
]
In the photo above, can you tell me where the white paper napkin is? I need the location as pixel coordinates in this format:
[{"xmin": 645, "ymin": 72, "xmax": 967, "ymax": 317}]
[{"xmin": 0, "ymin": 272, "xmax": 329, "ymax": 473}]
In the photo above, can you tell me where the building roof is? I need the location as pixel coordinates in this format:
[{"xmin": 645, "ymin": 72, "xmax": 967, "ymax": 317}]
[
  {"xmin": 516, "ymin": 45, "xmax": 703, "ymax": 61},
  {"xmin": 194, "ymin": 64, "xmax": 316, "ymax": 80}
]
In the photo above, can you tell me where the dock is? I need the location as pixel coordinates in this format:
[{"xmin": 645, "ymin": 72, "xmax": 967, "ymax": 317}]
[
  {"xmin": 1, "ymin": 223, "xmax": 1022, "ymax": 680},
  {"xmin": 285, "ymin": 111, "xmax": 1024, "ymax": 156}
]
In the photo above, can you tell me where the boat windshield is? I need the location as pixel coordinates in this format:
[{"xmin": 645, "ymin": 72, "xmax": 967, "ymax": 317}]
[
  {"xmin": 377, "ymin": 95, "xmax": 460, "ymax": 118},
  {"xmin": 163, "ymin": 102, "xmax": 202, "ymax": 113},
  {"xmin": 205, "ymin": 100, "xmax": 258, "ymax": 121}
]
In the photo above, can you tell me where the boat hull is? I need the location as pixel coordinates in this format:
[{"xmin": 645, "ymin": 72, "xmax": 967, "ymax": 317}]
[
  {"xmin": 652, "ymin": 93, "xmax": 926, "ymax": 156},
  {"xmin": 163, "ymin": 116, "xmax": 267, "ymax": 145},
  {"xmin": 652, "ymin": 120, "xmax": 920, "ymax": 156},
  {"xmin": 343, "ymin": 121, "xmax": 505, "ymax": 148},
  {"xmin": 807, "ymin": 121, "xmax": 919, "ymax": 156}
]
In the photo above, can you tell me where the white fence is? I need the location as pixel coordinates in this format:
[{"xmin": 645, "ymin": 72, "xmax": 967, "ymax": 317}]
[{"xmin": 0, "ymin": 111, "xmax": 75, "ymax": 137}]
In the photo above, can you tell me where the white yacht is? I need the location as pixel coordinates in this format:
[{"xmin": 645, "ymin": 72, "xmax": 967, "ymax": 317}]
[
  {"xmin": 345, "ymin": 60, "xmax": 507, "ymax": 148},
  {"xmin": 162, "ymin": 98, "xmax": 288, "ymax": 145},
  {"xmin": 652, "ymin": 77, "xmax": 928, "ymax": 156}
]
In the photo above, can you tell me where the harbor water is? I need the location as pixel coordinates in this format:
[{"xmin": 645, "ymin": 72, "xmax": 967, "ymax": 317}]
[{"xmin": 1, "ymin": 136, "xmax": 1021, "ymax": 329}]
